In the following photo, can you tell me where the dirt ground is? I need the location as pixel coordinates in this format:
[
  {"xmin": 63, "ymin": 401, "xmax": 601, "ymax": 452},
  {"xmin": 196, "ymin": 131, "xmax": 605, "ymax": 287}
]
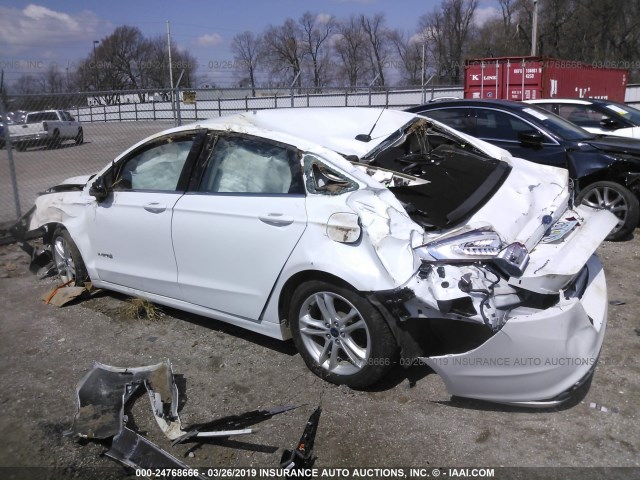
[{"xmin": 0, "ymin": 230, "xmax": 638, "ymax": 480}]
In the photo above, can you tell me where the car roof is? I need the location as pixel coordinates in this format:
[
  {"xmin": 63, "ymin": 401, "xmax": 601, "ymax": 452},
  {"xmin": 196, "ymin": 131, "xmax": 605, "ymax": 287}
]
[
  {"xmin": 527, "ymin": 98, "xmax": 593, "ymax": 105},
  {"xmin": 208, "ymin": 107, "xmax": 416, "ymax": 158},
  {"xmin": 407, "ymin": 99, "xmax": 528, "ymax": 111},
  {"xmin": 112, "ymin": 108, "xmax": 419, "ymax": 162},
  {"xmin": 111, "ymin": 107, "xmax": 510, "ymax": 173}
]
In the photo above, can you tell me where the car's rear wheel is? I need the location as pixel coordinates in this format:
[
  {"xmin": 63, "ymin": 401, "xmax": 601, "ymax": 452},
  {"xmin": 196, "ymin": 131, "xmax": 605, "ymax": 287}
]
[
  {"xmin": 577, "ymin": 181, "xmax": 639, "ymax": 241},
  {"xmin": 75, "ymin": 128, "xmax": 83, "ymax": 145},
  {"xmin": 289, "ymin": 280, "xmax": 396, "ymax": 389},
  {"xmin": 51, "ymin": 227, "xmax": 88, "ymax": 286}
]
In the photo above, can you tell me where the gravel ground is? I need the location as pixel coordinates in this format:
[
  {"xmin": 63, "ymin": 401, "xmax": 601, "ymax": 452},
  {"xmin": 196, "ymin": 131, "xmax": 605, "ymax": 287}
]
[{"xmin": 0, "ymin": 232, "xmax": 638, "ymax": 480}]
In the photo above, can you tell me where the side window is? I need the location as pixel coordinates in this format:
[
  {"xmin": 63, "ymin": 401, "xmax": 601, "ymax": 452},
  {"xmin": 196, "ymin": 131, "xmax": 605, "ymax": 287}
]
[
  {"xmin": 475, "ymin": 109, "xmax": 538, "ymax": 141},
  {"xmin": 199, "ymin": 136, "xmax": 303, "ymax": 194},
  {"xmin": 421, "ymin": 109, "xmax": 475, "ymax": 135},
  {"xmin": 558, "ymin": 104, "xmax": 612, "ymax": 128},
  {"xmin": 304, "ymin": 154, "xmax": 357, "ymax": 195},
  {"xmin": 114, "ymin": 135, "xmax": 195, "ymax": 191},
  {"xmin": 536, "ymin": 103, "xmax": 557, "ymax": 115}
]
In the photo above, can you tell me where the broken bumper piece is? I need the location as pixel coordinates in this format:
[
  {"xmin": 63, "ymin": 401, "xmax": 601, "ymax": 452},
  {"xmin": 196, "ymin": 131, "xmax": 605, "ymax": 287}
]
[
  {"xmin": 419, "ymin": 254, "xmax": 607, "ymax": 406},
  {"xmin": 68, "ymin": 359, "xmax": 180, "ymax": 439},
  {"xmin": 106, "ymin": 427, "xmax": 208, "ymax": 479}
]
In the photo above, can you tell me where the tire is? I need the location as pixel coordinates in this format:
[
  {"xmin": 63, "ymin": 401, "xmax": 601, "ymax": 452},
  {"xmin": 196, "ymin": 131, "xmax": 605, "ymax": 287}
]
[
  {"xmin": 75, "ymin": 128, "xmax": 83, "ymax": 145},
  {"xmin": 51, "ymin": 227, "xmax": 89, "ymax": 286},
  {"xmin": 289, "ymin": 280, "xmax": 397, "ymax": 389},
  {"xmin": 577, "ymin": 181, "xmax": 640, "ymax": 241}
]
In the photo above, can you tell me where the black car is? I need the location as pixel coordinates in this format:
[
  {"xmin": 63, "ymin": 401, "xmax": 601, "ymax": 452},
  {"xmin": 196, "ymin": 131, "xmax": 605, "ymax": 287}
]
[{"xmin": 406, "ymin": 99, "xmax": 640, "ymax": 240}]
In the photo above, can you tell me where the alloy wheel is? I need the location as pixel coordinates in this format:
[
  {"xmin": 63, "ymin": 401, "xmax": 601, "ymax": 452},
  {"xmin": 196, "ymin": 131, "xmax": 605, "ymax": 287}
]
[
  {"xmin": 53, "ymin": 235, "xmax": 76, "ymax": 283},
  {"xmin": 580, "ymin": 185, "xmax": 628, "ymax": 233},
  {"xmin": 298, "ymin": 291, "xmax": 371, "ymax": 376}
]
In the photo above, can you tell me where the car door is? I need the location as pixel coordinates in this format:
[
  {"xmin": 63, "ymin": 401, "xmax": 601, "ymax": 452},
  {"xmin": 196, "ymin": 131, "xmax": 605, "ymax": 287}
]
[
  {"xmin": 171, "ymin": 133, "xmax": 307, "ymax": 321},
  {"xmin": 89, "ymin": 130, "xmax": 205, "ymax": 298},
  {"xmin": 60, "ymin": 111, "xmax": 76, "ymax": 138},
  {"xmin": 470, "ymin": 107, "xmax": 568, "ymax": 169}
]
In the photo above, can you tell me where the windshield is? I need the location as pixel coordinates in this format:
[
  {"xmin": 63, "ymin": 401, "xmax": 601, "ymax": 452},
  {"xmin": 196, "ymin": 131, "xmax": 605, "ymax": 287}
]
[
  {"xmin": 520, "ymin": 106, "xmax": 594, "ymax": 141},
  {"xmin": 603, "ymin": 101, "xmax": 640, "ymax": 125},
  {"xmin": 364, "ymin": 118, "xmax": 511, "ymax": 229}
]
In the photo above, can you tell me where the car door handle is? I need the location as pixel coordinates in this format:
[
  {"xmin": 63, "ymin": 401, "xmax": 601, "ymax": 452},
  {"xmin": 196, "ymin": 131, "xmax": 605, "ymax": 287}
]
[
  {"xmin": 258, "ymin": 213, "xmax": 294, "ymax": 227},
  {"xmin": 143, "ymin": 203, "xmax": 167, "ymax": 214}
]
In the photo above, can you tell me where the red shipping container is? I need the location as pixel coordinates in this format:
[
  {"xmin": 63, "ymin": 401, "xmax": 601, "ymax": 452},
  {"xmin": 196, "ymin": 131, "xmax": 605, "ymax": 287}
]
[{"xmin": 464, "ymin": 57, "xmax": 627, "ymax": 102}]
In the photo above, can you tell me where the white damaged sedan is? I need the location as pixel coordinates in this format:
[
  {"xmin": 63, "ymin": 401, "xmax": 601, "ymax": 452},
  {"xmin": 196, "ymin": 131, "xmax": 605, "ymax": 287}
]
[{"xmin": 24, "ymin": 107, "xmax": 617, "ymax": 406}]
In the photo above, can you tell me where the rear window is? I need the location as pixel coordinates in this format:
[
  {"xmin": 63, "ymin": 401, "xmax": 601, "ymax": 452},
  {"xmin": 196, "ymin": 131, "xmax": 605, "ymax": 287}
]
[
  {"xmin": 388, "ymin": 145, "xmax": 510, "ymax": 229},
  {"xmin": 26, "ymin": 112, "xmax": 59, "ymax": 123},
  {"xmin": 368, "ymin": 118, "xmax": 511, "ymax": 230}
]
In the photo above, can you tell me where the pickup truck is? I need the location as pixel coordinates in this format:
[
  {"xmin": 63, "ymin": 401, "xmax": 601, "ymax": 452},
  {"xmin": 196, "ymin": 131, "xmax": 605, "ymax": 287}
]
[{"xmin": 9, "ymin": 110, "xmax": 83, "ymax": 151}]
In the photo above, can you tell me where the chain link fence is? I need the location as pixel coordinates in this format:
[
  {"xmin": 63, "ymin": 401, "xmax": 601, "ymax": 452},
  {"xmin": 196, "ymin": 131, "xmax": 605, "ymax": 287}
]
[{"xmin": 0, "ymin": 85, "xmax": 463, "ymax": 226}]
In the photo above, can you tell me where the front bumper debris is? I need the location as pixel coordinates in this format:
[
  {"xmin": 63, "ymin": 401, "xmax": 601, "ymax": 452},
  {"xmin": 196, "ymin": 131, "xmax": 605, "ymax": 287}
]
[{"xmin": 419, "ymin": 254, "xmax": 607, "ymax": 404}]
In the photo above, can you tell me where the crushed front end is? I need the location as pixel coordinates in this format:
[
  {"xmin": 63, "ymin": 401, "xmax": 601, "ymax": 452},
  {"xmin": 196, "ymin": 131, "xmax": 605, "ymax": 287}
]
[{"xmin": 374, "ymin": 203, "xmax": 616, "ymax": 406}]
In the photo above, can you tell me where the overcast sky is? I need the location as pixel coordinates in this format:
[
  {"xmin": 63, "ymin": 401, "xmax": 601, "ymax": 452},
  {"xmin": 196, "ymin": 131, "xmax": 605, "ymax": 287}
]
[{"xmin": 0, "ymin": 0, "xmax": 502, "ymax": 87}]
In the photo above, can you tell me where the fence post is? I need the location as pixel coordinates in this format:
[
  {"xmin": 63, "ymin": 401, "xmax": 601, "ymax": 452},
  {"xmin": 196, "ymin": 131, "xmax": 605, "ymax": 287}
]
[
  {"xmin": 153, "ymin": 101, "xmax": 156, "ymax": 121},
  {"xmin": 306, "ymin": 92, "xmax": 309, "ymax": 107},
  {"xmin": 218, "ymin": 98, "xmax": 221, "ymax": 117},
  {"xmin": 134, "ymin": 102, "xmax": 138, "ymax": 121},
  {"xmin": 345, "ymin": 90, "xmax": 348, "ymax": 106},
  {"xmin": 176, "ymin": 88, "xmax": 182, "ymax": 126},
  {"xmin": 118, "ymin": 102, "xmax": 121, "ymax": 121},
  {"xmin": 368, "ymin": 87, "xmax": 372, "ymax": 107},
  {"xmin": 245, "ymin": 95, "xmax": 248, "ymax": 112},
  {"xmin": 0, "ymin": 100, "xmax": 21, "ymax": 218},
  {"xmin": 90, "ymin": 104, "xmax": 93, "ymax": 123},
  {"xmin": 290, "ymin": 88, "xmax": 294, "ymax": 108},
  {"xmin": 194, "ymin": 100, "xmax": 198, "ymax": 120},
  {"xmin": 103, "ymin": 104, "xmax": 107, "ymax": 122}
]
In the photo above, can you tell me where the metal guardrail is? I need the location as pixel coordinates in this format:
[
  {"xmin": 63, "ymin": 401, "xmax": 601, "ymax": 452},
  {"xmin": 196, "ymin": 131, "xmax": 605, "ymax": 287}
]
[{"xmin": 2, "ymin": 85, "xmax": 462, "ymax": 225}]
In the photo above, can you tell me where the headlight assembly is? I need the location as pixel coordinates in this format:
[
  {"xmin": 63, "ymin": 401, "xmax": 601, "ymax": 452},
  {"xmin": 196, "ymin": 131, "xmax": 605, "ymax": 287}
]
[{"xmin": 416, "ymin": 228, "xmax": 530, "ymax": 277}]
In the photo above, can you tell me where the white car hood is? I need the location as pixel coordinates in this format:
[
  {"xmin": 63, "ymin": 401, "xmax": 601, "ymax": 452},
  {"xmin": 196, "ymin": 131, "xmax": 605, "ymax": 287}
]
[
  {"xmin": 59, "ymin": 174, "xmax": 94, "ymax": 186},
  {"xmin": 585, "ymin": 125, "xmax": 640, "ymax": 139}
]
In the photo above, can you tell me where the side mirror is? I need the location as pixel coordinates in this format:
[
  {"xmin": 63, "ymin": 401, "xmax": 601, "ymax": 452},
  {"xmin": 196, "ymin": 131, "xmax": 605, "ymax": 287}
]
[
  {"xmin": 518, "ymin": 131, "xmax": 544, "ymax": 148},
  {"xmin": 600, "ymin": 118, "xmax": 621, "ymax": 130},
  {"xmin": 89, "ymin": 176, "xmax": 109, "ymax": 202}
]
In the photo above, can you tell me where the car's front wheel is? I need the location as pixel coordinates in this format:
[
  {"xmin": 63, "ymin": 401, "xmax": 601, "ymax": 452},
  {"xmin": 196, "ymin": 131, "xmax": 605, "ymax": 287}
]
[
  {"xmin": 577, "ymin": 181, "xmax": 639, "ymax": 241},
  {"xmin": 51, "ymin": 227, "xmax": 88, "ymax": 286},
  {"xmin": 289, "ymin": 280, "xmax": 397, "ymax": 389}
]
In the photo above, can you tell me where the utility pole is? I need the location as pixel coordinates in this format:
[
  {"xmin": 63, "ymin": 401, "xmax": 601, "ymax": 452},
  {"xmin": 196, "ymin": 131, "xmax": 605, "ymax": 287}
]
[
  {"xmin": 167, "ymin": 21, "xmax": 174, "ymax": 91},
  {"xmin": 421, "ymin": 43, "xmax": 426, "ymax": 104},
  {"xmin": 531, "ymin": 0, "xmax": 538, "ymax": 56},
  {"xmin": 93, "ymin": 40, "xmax": 100, "ymax": 89},
  {"xmin": 167, "ymin": 20, "xmax": 175, "ymax": 123}
]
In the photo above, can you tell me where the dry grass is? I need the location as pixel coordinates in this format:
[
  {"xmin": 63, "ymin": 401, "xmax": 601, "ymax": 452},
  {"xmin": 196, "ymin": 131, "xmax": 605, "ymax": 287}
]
[{"xmin": 120, "ymin": 297, "xmax": 163, "ymax": 321}]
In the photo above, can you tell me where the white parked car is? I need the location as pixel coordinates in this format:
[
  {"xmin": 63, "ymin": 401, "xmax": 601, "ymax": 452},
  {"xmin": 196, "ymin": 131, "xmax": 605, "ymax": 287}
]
[
  {"xmin": 8, "ymin": 110, "xmax": 83, "ymax": 151},
  {"xmin": 24, "ymin": 108, "xmax": 616, "ymax": 406},
  {"xmin": 527, "ymin": 98, "xmax": 640, "ymax": 139}
]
